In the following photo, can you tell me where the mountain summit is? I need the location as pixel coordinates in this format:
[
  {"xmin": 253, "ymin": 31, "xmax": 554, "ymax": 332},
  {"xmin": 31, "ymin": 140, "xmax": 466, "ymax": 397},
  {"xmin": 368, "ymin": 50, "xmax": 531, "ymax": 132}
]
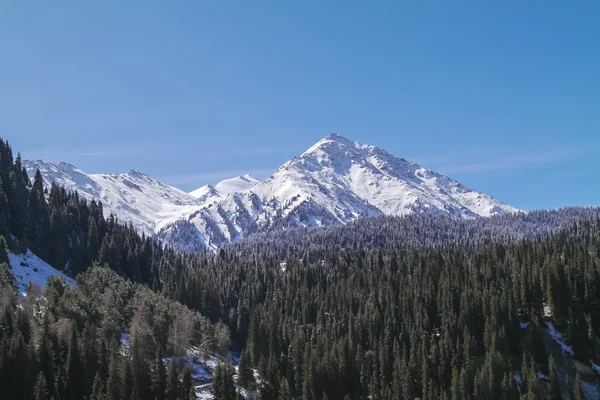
[{"xmin": 25, "ymin": 135, "xmax": 521, "ymax": 251}]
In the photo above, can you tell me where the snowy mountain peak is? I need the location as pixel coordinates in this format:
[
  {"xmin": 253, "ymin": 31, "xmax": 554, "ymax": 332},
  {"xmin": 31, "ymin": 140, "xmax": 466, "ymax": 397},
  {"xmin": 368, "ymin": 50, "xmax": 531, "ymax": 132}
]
[
  {"xmin": 302, "ymin": 133, "xmax": 362, "ymax": 156},
  {"xmin": 26, "ymin": 135, "xmax": 522, "ymax": 252},
  {"xmin": 214, "ymin": 174, "xmax": 259, "ymax": 196},
  {"xmin": 189, "ymin": 184, "xmax": 220, "ymax": 201},
  {"xmin": 127, "ymin": 169, "xmax": 151, "ymax": 180},
  {"xmin": 268, "ymin": 135, "xmax": 520, "ymax": 220}
]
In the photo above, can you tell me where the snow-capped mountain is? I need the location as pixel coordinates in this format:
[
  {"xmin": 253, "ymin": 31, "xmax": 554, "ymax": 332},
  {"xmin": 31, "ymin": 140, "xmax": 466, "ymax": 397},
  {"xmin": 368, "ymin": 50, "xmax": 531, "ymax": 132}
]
[
  {"xmin": 24, "ymin": 160, "xmax": 204, "ymax": 236},
  {"xmin": 189, "ymin": 174, "xmax": 259, "ymax": 199},
  {"xmin": 25, "ymin": 134, "xmax": 521, "ymax": 251}
]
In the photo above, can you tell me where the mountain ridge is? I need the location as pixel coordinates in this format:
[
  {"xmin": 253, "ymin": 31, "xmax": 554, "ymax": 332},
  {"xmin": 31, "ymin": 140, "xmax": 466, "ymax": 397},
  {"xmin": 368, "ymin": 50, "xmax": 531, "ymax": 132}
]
[{"xmin": 24, "ymin": 134, "xmax": 521, "ymax": 251}]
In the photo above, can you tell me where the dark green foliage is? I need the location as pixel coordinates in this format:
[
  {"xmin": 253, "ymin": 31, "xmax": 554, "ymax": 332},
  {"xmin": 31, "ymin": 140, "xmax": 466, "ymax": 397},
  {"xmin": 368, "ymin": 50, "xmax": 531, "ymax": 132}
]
[
  {"xmin": 278, "ymin": 376, "xmax": 291, "ymax": 400},
  {"xmin": 212, "ymin": 362, "xmax": 237, "ymax": 400},
  {"xmin": 0, "ymin": 265, "xmax": 220, "ymax": 400},
  {"xmin": 91, "ymin": 372, "xmax": 105, "ymax": 400},
  {"xmin": 166, "ymin": 360, "xmax": 179, "ymax": 400},
  {"xmin": 238, "ymin": 349, "xmax": 254, "ymax": 389},
  {"xmin": 67, "ymin": 328, "xmax": 85, "ymax": 400},
  {"xmin": 153, "ymin": 350, "xmax": 167, "ymax": 400},
  {"xmin": 568, "ymin": 373, "xmax": 585, "ymax": 400},
  {"xmin": 182, "ymin": 365, "xmax": 195, "ymax": 400},
  {"xmin": 106, "ymin": 353, "xmax": 122, "ymax": 400},
  {"xmin": 163, "ymin": 212, "xmax": 600, "ymax": 399},
  {"xmin": 0, "ymin": 235, "xmax": 8, "ymax": 264},
  {"xmin": 548, "ymin": 356, "xmax": 562, "ymax": 400},
  {"xmin": 34, "ymin": 372, "xmax": 48, "ymax": 400},
  {"xmin": 0, "ymin": 261, "xmax": 17, "ymax": 292}
]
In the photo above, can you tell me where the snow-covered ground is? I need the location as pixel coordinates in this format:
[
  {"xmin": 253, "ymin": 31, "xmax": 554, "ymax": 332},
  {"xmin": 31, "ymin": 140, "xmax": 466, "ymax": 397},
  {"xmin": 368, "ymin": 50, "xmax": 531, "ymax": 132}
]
[
  {"xmin": 546, "ymin": 321, "xmax": 575, "ymax": 356},
  {"xmin": 581, "ymin": 380, "xmax": 600, "ymax": 400},
  {"xmin": 592, "ymin": 362, "xmax": 600, "ymax": 376},
  {"xmin": 165, "ymin": 351, "xmax": 252, "ymax": 399},
  {"xmin": 8, "ymin": 249, "xmax": 74, "ymax": 294},
  {"xmin": 190, "ymin": 175, "xmax": 259, "ymax": 199}
]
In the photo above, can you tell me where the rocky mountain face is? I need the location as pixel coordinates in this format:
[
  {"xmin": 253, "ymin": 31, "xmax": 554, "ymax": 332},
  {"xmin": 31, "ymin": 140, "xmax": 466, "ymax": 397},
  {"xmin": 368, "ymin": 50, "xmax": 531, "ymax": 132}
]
[{"xmin": 25, "ymin": 134, "xmax": 521, "ymax": 251}]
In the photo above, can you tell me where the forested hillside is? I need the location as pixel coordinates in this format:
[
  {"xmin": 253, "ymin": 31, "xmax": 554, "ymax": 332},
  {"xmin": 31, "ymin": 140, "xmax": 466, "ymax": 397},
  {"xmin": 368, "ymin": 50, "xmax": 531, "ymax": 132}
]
[
  {"xmin": 0, "ymin": 139, "xmax": 234, "ymax": 400},
  {"xmin": 2, "ymin": 137, "xmax": 600, "ymax": 399},
  {"xmin": 173, "ymin": 217, "xmax": 600, "ymax": 399},
  {"xmin": 226, "ymin": 208, "xmax": 600, "ymax": 259}
]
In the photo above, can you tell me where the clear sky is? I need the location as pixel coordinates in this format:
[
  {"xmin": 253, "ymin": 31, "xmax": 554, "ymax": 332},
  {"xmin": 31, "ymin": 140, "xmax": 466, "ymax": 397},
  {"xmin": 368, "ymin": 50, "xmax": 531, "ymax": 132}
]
[{"xmin": 1, "ymin": 1, "xmax": 598, "ymax": 211}]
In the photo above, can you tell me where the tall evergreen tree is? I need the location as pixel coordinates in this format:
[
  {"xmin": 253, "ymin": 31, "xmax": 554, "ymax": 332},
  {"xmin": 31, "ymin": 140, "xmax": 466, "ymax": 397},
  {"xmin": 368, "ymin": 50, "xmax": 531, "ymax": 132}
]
[
  {"xmin": 0, "ymin": 235, "xmax": 8, "ymax": 264},
  {"xmin": 238, "ymin": 349, "xmax": 255, "ymax": 389},
  {"xmin": 548, "ymin": 356, "xmax": 562, "ymax": 400},
  {"xmin": 34, "ymin": 372, "xmax": 48, "ymax": 400},
  {"xmin": 212, "ymin": 362, "xmax": 237, "ymax": 400},
  {"xmin": 91, "ymin": 371, "xmax": 105, "ymax": 400},
  {"xmin": 106, "ymin": 353, "xmax": 122, "ymax": 400},
  {"xmin": 182, "ymin": 365, "xmax": 195, "ymax": 400},
  {"xmin": 278, "ymin": 377, "xmax": 292, "ymax": 400},
  {"xmin": 166, "ymin": 360, "xmax": 179, "ymax": 400},
  {"xmin": 67, "ymin": 328, "xmax": 85, "ymax": 400}
]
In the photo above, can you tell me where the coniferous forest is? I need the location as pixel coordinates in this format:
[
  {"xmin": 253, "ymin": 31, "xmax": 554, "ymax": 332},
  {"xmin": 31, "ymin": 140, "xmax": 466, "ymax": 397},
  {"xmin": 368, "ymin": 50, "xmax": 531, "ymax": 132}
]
[{"xmin": 2, "ymin": 136, "xmax": 600, "ymax": 399}]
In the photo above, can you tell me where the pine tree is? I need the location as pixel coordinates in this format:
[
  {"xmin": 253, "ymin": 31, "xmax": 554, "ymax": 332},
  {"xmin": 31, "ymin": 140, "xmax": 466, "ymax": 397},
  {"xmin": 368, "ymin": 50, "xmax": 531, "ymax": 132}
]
[
  {"xmin": 38, "ymin": 317, "xmax": 55, "ymax": 398},
  {"xmin": 0, "ymin": 261, "xmax": 16, "ymax": 292},
  {"xmin": 530, "ymin": 324, "xmax": 548, "ymax": 365},
  {"xmin": 548, "ymin": 356, "xmax": 561, "ymax": 400},
  {"xmin": 87, "ymin": 216, "xmax": 99, "ymax": 262},
  {"xmin": 106, "ymin": 353, "xmax": 122, "ymax": 400},
  {"xmin": 91, "ymin": 372, "xmax": 105, "ymax": 400},
  {"xmin": 8, "ymin": 158, "xmax": 30, "ymax": 241},
  {"xmin": 28, "ymin": 169, "xmax": 50, "ymax": 258},
  {"xmin": 182, "ymin": 365, "xmax": 195, "ymax": 400},
  {"xmin": 67, "ymin": 328, "xmax": 85, "ymax": 400},
  {"xmin": 34, "ymin": 372, "xmax": 48, "ymax": 400},
  {"xmin": 152, "ymin": 351, "xmax": 167, "ymax": 400},
  {"xmin": 166, "ymin": 360, "xmax": 179, "ymax": 400},
  {"xmin": 0, "ymin": 236, "xmax": 8, "ymax": 264},
  {"xmin": 500, "ymin": 372, "xmax": 518, "ymax": 400},
  {"xmin": 0, "ymin": 187, "xmax": 10, "ymax": 245},
  {"xmin": 55, "ymin": 366, "xmax": 68, "ymax": 400},
  {"xmin": 238, "ymin": 349, "xmax": 255, "ymax": 389},
  {"xmin": 121, "ymin": 356, "xmax": 134, "ymax": 400},
  {"xmin": 278, "ymin": 377, "xmax": 292, "ymax": 400},
  {"xmin": 212, "ymin": 362, "xmax": 237, "ymax": 400},
  {"xmin": 572, "ymin": 373, "xmax": 585, "ymax": 400}
]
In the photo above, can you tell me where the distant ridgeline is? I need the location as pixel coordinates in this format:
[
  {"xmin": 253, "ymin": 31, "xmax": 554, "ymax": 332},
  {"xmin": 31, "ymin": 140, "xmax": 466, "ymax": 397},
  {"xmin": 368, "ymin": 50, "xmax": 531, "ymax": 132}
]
[{"xmin": 2, "ymin": 136, "xmax": 600, "ymax": 399}]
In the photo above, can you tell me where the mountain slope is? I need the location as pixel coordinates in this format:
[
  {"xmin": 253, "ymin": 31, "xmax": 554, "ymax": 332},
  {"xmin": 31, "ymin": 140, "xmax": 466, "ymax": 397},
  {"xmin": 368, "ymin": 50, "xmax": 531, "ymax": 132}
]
[
  {"xmin": 26, "ymin": 135, "xmax": 521, "ymax": 251},
  {"xmin": 9, "ymin": 249, "xmax": 75, "ymax": 294},
  {"xmin": 23, "ymin": 160, "xmax": 204, "ymax": 236},
  {"xmin": 162, "ymin": 134, "xmax": 520, "ymax": 250},
  {"xmin": 189, "ymin": 175, "xmax": 259, "ymax": 200},
  {"xmin": 257, "ymin": 134, "xmax": 518, "ymax": 219}
]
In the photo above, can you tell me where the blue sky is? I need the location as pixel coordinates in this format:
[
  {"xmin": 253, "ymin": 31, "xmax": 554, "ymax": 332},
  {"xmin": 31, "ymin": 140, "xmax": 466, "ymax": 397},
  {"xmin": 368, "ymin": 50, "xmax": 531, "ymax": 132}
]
[{"xmin": 1, "ymin": 1, "xmax": 598, "ymax": 210}]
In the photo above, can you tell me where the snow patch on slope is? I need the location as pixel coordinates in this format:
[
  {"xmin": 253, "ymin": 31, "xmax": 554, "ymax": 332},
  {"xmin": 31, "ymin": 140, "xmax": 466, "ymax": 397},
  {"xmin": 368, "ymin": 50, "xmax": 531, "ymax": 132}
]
[
  {"xmin": 8, "ymin": 249, "xmax": 74, "ymax": 294},
  {"xmin": 546, "ymin": 321, "xmax": 574, "ymax": 356},
  {"xmin": 189, "ymin": 175, "xmax": 259, "ymax": 200},
  {"xmin": 215, "ymin": 175, "xmax": 259, "ymax": 196}
]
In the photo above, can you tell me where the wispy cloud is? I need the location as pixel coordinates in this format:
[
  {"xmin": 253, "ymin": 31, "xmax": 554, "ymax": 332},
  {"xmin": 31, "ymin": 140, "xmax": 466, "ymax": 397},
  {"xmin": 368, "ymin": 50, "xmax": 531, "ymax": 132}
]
[
  {"xmin": 21, "ymin": 143, "xmax": 155, "ymax": 162},
  {"xmin": 22, "ymin": 142, "xmax": 288, "ymax": 163},
  {"xmin": 203, "ymin": 147, "xmax": 286, "ymax": 158},
  {"xmin": 437, "ymin": 154, "xmax": 556, "ymax": 174},
  {"xmin": 411, "ymin": 141, "xmax": 598, "ymax": 176}
]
